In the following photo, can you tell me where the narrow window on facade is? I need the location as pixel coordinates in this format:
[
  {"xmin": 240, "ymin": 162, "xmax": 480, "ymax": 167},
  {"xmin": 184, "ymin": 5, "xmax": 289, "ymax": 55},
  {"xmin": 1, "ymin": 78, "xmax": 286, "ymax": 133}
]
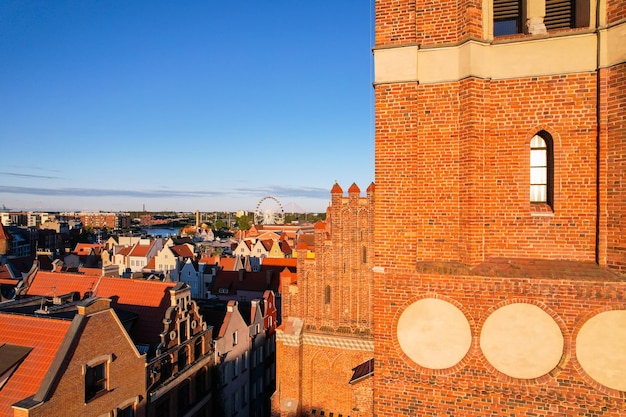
[
  {"xmin": 530, "ymin": 132, "xmax": 554, "ymax": 208},
  {"xmin": 241, "ymin": 384, "xmax": 248, "ymax": 406},
  {"xmin": 117, "ymin": 405, "xmax": 134, "ymax": 417},
  {"xmin": 362, "ymin": 246, "xmax": 367, "ymax": 264},
  {"xmin": 194, "ymin": 337, "xmax": 203, "ymax": 361},
  {"xmin": 233, "ymin": 331, "xmax": 238, "ymax": 346},
  {"xmin": 178, "ymin": 347, "xmax": 188, "ymax": 370},
  {"xmin": 221, "ymin": 363, "xmax": 229, "ymax": 386},
  {"xmin": 234, "ymin": 391, "xmax": 241, "ymax": 412},
  {"xmin": 155, "ymin": 399, "xmax": 169, "ymax": 417},
  {"xmin": 179, "ymin": 321, "xmax": 188, "ymax": 343},
  {"xmin": 324, "ymin": 285, "xmax": 331, "ymax": 304},
  {"xmin": 196, "ymin": 368, "xmax": 207, "ymax": 398},
  {"xmin": 178, "ymin": 382, "xmax": 190, "ymax": 413},
  {"xmin": 85, "ymin": 362, "xmax": 108, "ymax": 401},
  {"xmin": 494, "ymin": 0, "xmax": 523, "ymax": 36},
  {"xmin": 161, "ymin": 357, "xmax": 172, "ymax": 381}
]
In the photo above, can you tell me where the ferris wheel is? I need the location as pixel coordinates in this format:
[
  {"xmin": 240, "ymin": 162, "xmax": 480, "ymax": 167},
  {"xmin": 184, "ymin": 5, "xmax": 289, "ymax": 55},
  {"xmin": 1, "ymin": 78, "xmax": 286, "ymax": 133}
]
[{"xmin": 254, "ymin": 196, "xmax": 285, "ymax": 225}]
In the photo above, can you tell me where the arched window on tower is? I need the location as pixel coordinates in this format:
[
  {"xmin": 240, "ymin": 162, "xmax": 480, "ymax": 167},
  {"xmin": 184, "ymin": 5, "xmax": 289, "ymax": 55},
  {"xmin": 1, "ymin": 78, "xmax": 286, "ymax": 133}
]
[
  {"xmin": 324, "ymin": 285, "xmax": 331, "ymax": 304},
  {"xmin": 530, "ymin": 132, "xmax": 554, "ymax": 210}
]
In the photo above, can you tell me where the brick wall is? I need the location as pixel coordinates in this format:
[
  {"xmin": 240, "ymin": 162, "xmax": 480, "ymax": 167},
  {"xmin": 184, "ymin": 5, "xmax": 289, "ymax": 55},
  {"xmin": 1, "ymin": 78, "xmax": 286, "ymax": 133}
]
[
  {"xmin": 274, "ymin": 338, "xmax": 373, "ymax": 417},
  {"xmin": 373, "ymin": 1, "xmax": 626, "ymax": 416},
  {"xmin": 374, "ymin": 272, "xmax": 626, "ymax": 416},
  {"xmin": 300, "ymin": 344, "xmax": 372, "ymax": 417},
  {"xmin": 375, "ymin": 0, "xmax": 482, "ymax": 46},
  {"xmin": 608, "ymin": 0, "xmax": 626, "ymax": 22},
  {"xmin": 375, "ymin": 73, "xmax": 599, "ymax": 267},
  {"xmin": 27, "ymin": 309, "xmax": 146, "ymax": 417},
  {"xmin": 604, "ymin": 62, "xmax": 626, "ymax": 273}
]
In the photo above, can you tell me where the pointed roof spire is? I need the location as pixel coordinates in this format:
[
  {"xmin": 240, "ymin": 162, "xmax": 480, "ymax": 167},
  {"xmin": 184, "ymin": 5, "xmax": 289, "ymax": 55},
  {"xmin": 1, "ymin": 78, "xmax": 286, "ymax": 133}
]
[
  {"xmin": 348, "ymin": 183, "xmax": 360, "ymax": 194},
  {"xmin": 331, "ymin": 181, "xmax": 343, "ymax": 194}
]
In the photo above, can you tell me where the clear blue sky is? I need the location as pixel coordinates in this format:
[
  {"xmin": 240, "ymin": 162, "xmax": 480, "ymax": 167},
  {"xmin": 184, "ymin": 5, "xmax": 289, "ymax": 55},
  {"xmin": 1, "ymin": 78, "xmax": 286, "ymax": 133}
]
[{"xmin": 0, "ymin": 1, "xmax": 375, "ymax": 214}]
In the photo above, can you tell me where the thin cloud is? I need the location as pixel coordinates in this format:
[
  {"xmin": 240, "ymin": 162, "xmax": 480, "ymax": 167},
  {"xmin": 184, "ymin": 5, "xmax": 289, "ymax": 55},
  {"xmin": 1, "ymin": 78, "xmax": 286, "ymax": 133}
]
[
  {"xmin": 0, "ymin": 184, "xmax": 333, "ymax": 202},
  {"xmin": 0, "ymin": 185, "xmax": 226, "ymax": 199},
  {"xmin": 0, "ymin": 172, "xmax": 62, "ymax": 180},
  {"xmin": 234, "ymin": 185, "xmax": 330, "ymax": 199}
]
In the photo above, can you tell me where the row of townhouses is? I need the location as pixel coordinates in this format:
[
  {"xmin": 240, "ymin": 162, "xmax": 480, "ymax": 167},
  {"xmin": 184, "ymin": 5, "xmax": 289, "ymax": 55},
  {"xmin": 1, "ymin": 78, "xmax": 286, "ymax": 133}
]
[
  {"xmin": 0, "ymin": 268, "xmax": 278, "ymax": 417},
  {"xmin": 0, "ymin": 217, "xmax": 311, "ymax": 416}
]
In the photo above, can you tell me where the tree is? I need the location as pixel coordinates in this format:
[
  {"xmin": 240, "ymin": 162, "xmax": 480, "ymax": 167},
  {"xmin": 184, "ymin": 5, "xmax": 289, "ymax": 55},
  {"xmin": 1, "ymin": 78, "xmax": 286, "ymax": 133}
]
[
  {"xmin": 214, "ymin": 219, "xmax": 227, "ymax": 230},
  {"xmin": 235, "ymin": 213, "xmax": 252, "ymax": 231}
]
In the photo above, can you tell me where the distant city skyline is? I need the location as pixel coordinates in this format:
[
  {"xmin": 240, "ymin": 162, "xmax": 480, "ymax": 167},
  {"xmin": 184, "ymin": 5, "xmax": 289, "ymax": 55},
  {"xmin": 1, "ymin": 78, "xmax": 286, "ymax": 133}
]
[{"xmin": 0, "ymin": 1, "xmax": 375, "ymax": 213}]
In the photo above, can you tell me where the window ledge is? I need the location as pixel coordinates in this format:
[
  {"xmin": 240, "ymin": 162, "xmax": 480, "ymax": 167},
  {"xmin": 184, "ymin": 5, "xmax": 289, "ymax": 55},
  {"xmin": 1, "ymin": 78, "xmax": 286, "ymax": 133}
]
[{"xmin": 530, "ymin": 203, "xmax": 554, "ymax": 217}]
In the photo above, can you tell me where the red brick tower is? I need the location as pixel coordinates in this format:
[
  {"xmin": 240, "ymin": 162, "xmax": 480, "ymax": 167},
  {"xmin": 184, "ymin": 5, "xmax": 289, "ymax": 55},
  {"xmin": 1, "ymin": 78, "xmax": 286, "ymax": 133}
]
[
  {"xmin": 274, "ymin": 183, "xmax": 375, "ymax": 417},
  {"xmin": 374, "ymin": 1, "xmax": 626, "ymax": 416}
]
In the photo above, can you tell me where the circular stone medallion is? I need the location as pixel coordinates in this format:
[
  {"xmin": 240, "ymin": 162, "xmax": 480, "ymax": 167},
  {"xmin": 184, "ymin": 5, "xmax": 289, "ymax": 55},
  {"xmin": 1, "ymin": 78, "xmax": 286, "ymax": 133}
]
[
  {"xmin": 396, "ymin": 298, "xmax": 472, "ymax": 369},
  {"xmin": 480, "ymin": 303, "xmax": 563, "ymax": 379},
  {"xmin": 576, "ymin": 310, "xmax": 626, "ymax": 392}
]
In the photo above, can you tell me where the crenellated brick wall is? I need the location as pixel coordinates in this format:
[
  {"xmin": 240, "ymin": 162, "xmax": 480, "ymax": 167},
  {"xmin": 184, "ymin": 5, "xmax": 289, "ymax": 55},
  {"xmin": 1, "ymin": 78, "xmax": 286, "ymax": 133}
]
[{"xmin": 273, "ymin": 184, "xmax": 375, "ymax": 417}]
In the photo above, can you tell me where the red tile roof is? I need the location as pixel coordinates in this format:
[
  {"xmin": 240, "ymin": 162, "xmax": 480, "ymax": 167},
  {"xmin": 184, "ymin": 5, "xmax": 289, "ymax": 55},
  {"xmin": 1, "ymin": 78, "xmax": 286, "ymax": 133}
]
[
  {"xmin": 128, "ymin": 241, "xmax": 155, "ymax": 257},
  {"xmin": 0, "ymin": 265, "xmax": 14, "ymax": 281},
  {"xmin": 144, "ymin": 257, "xmax": 157, "ymax": 270},
  {"xmin": 116, "ymin": 246, "xmax": 133, "ymax": 256},
  {"xmin": 73, "ymin": 243, "xmax": 103, "ymax": 256},
  {"xmin": 26, "ymin": 271, "xmax": 175, "ymax": 345},
  {"xmin": 220, "ymin": 258, "xmax": 237, "ymax": 271},
  {"xmin": 170, "ymin": 244, "xmax": 194, "ymax": 259},
  {"xmin": 79, "ymin": 267, "xmax": 102, "ymax": 276},
  {"xmin": 297, "ymin": 234, "xmax": 315, "ymax": 250},
  {"xmin": 261, "ymin": 258, "xmax": 297, "ymax": 268},
  {"xmin": 199, "ymin": 256, "xmax": 219, "ymax": 265},
  {"xmin": 279, "ymin": 241, "xmax": 292, "ymax": 254},
  {"xmin": 211, "ymin": 268, "xmax": 281, "ymax": 296},
  {"xmin": 0, "ymin": 314, "xmax": 72, "ymax": 416}
]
